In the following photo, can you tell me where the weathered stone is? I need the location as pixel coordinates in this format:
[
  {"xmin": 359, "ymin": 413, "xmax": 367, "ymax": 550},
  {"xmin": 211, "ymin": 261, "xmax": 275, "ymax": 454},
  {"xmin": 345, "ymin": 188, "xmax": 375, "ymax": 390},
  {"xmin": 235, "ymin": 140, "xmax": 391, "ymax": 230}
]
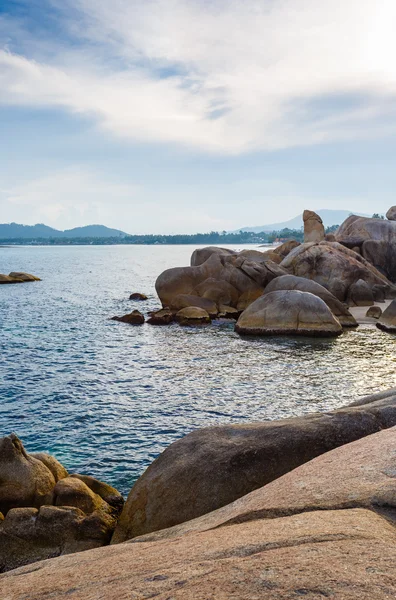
[
  {"xmin": 190, "ymin": 246, "xmax": 235, "ymax": 266},
  {"xmin": 264, "ymin": 274, "xmax": 357, "ymax": 327},
  {"xmin": 70, "ymin": 474, "xmax": 124, "ymax": 516},
  {"xmin": 53, "ymin": 477, "xmax": 109, "ymax": 515},
  {"xmin": 0, "ymin": 274, "xmax": 23, "ymax": 284},
  {"xmin": 147, "ymin": 308, "xmax": 174, "ymax": 325},
  {"xmin": 377, "ymin": 298, "xmax": 396, "ymax": 332},
  {"xmin": 170, "ymin": 294, "xmax": 218, "ymax": 318},
  {"xmin": 366, "ymin": 306, "xmax": 382, "ymax": 319},
  {"xmin": 193, "ymin": 278, "xmax": 239, "ymax": 307},
  {"xmin": 236, "ymin": 288, "xmax": 263, "ymax": 311},
  {"xmin": 30, "ymin": 453, "xmax": 68, "ymax": 482},
  {"xmin": 175, "ymin": 307, "xmax": 211, "ymax": 325},
  {"xmin": 0, "ymin": 434, "xmax": 55, "ymax": 515},
  {"xmin": 112, "ymin": 392, "xmax": 396, "ymax": 542},
  {"xmin": 347, "ymin": 279, "xmax": 374, "ymax": 306},
  {"xmin": 8, "ymin": 272, "xmax": 41, "ymax": 282},
  {"xmin": 217, "ymin": 305, "xmax": 241, "ymax": 319},
  {"xmin": 129, "ymin": 292, "xmax": 148, "ymax": 300},
  {"xmin": 303, "ymin": 210, "xmax": 325, "ymax": 242},
  {"xmin": 4, "ymin": 509, "xmax": 396, "ymax": 599},
  {"xmin": 386, "ymin": 206, "xmax": 396, "ymax": 220},
  {"xmin": 281, "ymin": 241, "xmax": 394, "ymax": 301},
  {"xmin": 273, "ymin": 239, "xmax": 300, "ymax": 259},
  {"xmin": 111, "ymin": 310, "xmax": 145, "ymax": 325},
  {"xmin": 235, "ymin": 290, "xmax": 343, "ymax": 337}
]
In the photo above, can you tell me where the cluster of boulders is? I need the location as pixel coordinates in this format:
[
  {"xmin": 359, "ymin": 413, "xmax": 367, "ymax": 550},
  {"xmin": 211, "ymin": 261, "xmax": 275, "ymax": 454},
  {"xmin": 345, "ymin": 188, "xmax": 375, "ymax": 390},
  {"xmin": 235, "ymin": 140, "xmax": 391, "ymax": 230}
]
[
  {"xmin": 0, "ymin": 272, "xmax": 40, "ymax": 284},
  {"xmin": 0, "ymin": 434, "xmax": 124, "ymax": 573},
  {"xmin": 3, "ymin": 389, "xmax": 396, "ymax": 598}
]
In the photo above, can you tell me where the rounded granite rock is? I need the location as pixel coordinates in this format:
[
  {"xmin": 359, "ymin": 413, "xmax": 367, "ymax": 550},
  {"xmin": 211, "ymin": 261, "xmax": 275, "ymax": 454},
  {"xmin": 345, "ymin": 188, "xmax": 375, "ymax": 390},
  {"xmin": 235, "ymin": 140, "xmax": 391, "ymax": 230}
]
[{"xmin": 175, "ymin": 307, "xmax": 211, "ymax": 326}]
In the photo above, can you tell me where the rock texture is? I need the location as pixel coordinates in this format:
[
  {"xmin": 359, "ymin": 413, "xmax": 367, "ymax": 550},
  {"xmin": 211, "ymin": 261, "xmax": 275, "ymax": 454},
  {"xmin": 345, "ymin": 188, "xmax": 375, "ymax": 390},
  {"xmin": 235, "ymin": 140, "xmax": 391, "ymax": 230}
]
[
  {"xmin": 235, "ymin": 290, "xmax": 343, "ymax": 337},
  {"xmin": 129, "ymin": 292, "xmax": 148, "ymax": 300},
  {"xmin": 377, "ymin": 298, "xmax": 396, "ymax": 332},
  {"xmin": 386, "ymin": 206, "xmax": 396, "ymax": 221},
  {"xmin": 303, "ymin": 210, "xmax": 325, "ymax": 242},
  {"xmin": 147, "ymin": 308, "xmax": 174, "ymax": 325},
  {"xmin": 281, "ymin": 241, "xmax": 394, "ymax": 301},
  {"xmin": 347, "ymin": 279, "xmax": 374, "ymax": 306},
  {"xmin": 112, "ymin": 391, "xmax": 396, "ymax": 542},
  {"xmin": 0, "ymin": 272, "xmax": 40, "ymax": 283},
  {"xmin": 263, "ymin": 274, "xmax": 357, "ymax": 327},
  {"xmin": 175, "ymin": 307, "xmax": 211, "ymax": 325},
  {"xmin": 2, "ymin": 509, "xmax": 395, "ymax": 599},
  {"xmin": 170, "ymin": 294, "xmax": 218, "ymax": 317},
  {"xmin": 134, "ymin": 425, "xmax": 396, "ymax": 542},
  {"xmin": 0, "ymin": 435, "xmax": 123, "ymax": 573},
  {"xmin": 366, "ymin": 305, "xmax": 382, "ymax": 319},
  {"xmin": 111, "ymin": 310, "xmax": 145, "ymax": 325}
]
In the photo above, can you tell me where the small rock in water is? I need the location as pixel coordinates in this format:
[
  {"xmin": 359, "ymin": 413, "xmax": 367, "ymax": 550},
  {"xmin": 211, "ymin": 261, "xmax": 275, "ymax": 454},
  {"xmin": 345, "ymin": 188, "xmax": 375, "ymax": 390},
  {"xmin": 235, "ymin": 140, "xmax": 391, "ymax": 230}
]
[
  {"xmin": 147, "ymin": 308, "xmax": 174, "ymax": 325},
  {"xmin": 129, "ymin": 292, "xmax": 148, "ymax": 301},
  {"xmin": 176, "ymin": 307, "xmax": 211, "ymax": 326},
  {"xmin": 366, "ymin": 306, "xmax": 382, "ymax": 319},
  {"xmin": 111, "ymin": 310, "xmax": 145, "ymax": 325}
]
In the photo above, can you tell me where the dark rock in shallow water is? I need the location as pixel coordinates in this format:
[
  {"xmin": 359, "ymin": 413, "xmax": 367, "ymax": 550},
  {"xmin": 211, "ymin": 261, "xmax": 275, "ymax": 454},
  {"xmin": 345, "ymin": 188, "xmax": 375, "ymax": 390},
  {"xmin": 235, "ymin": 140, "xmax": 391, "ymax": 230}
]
[
  {"xmin": 111, "ymin": 310, "xmax": 145, "ymax": 325},
  {"xmin": 147, "ymin": 308, "xmax": 174, "ymax": 325},
  {"xmin": 175, "ymin": 306, "xmax": 211, "ymax": 326},
  {"xmin": 129, "ymin": 292, "xmax": 148, "ymax": 300},
  {"xmin": 112, "ymin": 390, "xmax": 396, "ymax": 543}
]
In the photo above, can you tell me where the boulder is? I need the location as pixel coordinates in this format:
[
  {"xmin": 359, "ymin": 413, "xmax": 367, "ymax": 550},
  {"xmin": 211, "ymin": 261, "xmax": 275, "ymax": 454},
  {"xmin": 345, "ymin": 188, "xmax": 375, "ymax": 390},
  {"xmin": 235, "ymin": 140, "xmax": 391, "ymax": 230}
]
[
  {"xmin": 156, "ymin": 250, "xmax": 287, "ymax": 309},
  {"xmin": 235, "ymin": 290, "xmax": 343, "ymax": 337},
  {"xmin": 112, "ymin": 391, "xmax": 396, "ymax": 542},
  {"xmin": 0, "ymin": 434, "xmax": 55, "ymax": 515},
  {"xmin": 217, "ymin": 305, "xmax": 241, "ymax": 319},
  {"xmin": 377, "ymin": 299, "xmax": 396, "ymax": 332},
  {"xmin": 30, "ymin": 453, "xmax": 68, "ymax": 482},
  {"xmin": 264, "ymin": 274, "xmax": 357, "ymax": 327},
  {"xmin": 303, "ymin": 210, "xmax": 325, "ymax": 242},
  {"xmin": 53, "ymin": 477, "xmax": 110, "ymax": 515},
  {"xmin": 273, "ymin": 239, "xmax": 300, "ymax": 259},
  {"xmin": 0, "ymin": 504, "xmax": 115, "ymax": 573},
  {"xmin": 236, "ymin": 288, "xmax": 263, "ymax": 311},
  {"xmin": 347, "ymin": 279, "xmax": 374, "ymax": 306},
  {"xmin": 111, "ymin": 310, "xmax": 145, "ymax": 325},
  {"xmin": 0, "ymin": 274, "xmax": 23, "ymax": 284},
  {"xmin": 135, "ymin": 425, "xmax": 396, "ymax": 542},
  {"xmin": 386, "ymin": 206, "xmax": 396, "ymax": 220},
  {"xmin": 193, "ymin": 278, "xmax": 239, "ymax": 307},
  {"xmin": 147, "ymin": 308, "xmax": 174, "ymax": 325},
  {"xmin": 129, "ymin": 292, "xmax": 148, "ymax": 301},
  {"xmin": 70, "ymin": 474, "xmax": 124, "ymax": 516},
  {"xmin": 366, "ymin": 306, "xmax": 382, "ymax": 319},
  {"xmin": 3, "ymin": 509, "xmax": 396, "ymax": 599},
  {"xmin": 190, "ymin": 246, "xmax": 235, "ymax": 266},
  {"xmin": 170, "ymin": 294, "xmax": 218, "ymax": 318},
  {"xmin": 336, "ymin": 214, "xmax": 396, "ymax": 282},
  {"xmin": 175, "ymin": 307, "xmax": 211, "ymax": 326},
  {"xmin": 8, "ymin": 272, "xmax": 41, "ymax": 282},
  {"xmin": 280, "ymin": 241, "xmax": 395, "ymax": 301}
]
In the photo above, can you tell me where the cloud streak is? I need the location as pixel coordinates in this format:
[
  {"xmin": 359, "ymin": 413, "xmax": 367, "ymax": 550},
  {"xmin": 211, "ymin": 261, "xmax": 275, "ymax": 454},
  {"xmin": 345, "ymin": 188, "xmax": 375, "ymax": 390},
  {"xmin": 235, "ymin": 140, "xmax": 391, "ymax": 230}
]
[{"xmin": 1, "ymin": 0, "xmax": 396, "ymax": 155}]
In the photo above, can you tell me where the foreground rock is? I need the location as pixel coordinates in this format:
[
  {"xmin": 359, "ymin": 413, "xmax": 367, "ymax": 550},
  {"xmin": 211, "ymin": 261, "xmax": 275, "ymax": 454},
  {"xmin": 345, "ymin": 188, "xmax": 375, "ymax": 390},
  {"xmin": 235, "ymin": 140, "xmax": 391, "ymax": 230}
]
[
  {"xmin": 3, "ymin": 508, "xmax": 395, "ymax": 600},
  {"xmin": 303, "ymin": 209, "xmax": 325, "ymax": 242},
  {"xmin": 377, "ymin": 298, "xmax": 396, "ymax": 332},
  {"xmin": 264, "ymin": 274, "xmax": 357, "ymax": 327},
  {"xmin": 281, "ymin": 241, "xmax": 394, "ymax": 301},
  {"xmin": 235, "ymin": 290, "xmax": 343, "ymax": 337},
  {"xmin": 0, "ymin": 435, "xmax": 124, "ymax": 572},
  {"xmin": 134, "ymin": 425, "xmax": 396, "ymax": 542},
  {"xmin": 112, "ymin": 390, "xmax": 396, "ymax": 542},
  {"xmin": 111, "ymin": 310, "xmax": 145, "ymax": 325}
]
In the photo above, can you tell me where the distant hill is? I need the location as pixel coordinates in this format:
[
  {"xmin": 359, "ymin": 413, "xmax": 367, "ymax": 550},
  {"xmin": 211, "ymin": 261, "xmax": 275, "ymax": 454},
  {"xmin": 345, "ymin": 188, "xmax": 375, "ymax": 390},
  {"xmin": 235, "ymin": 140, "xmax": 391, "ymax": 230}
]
[
  {"xmin": 0, "ymin": 223, "xmax": 128, "ymax": 239},
  {"xmin": 236, "ymin": 209, "xmax": 371, "ymax": 233}
]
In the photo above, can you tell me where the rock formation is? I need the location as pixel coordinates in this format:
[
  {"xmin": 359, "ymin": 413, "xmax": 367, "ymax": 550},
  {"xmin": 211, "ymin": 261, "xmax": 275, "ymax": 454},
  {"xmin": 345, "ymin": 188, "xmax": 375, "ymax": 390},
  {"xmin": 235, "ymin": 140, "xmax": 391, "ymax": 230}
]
[
  {"xmin": 112, "ymin": 390, "xmax": 396, "ymax": 542},
  {"xmin": 376, "ymin": 299, "xmax": 396, "ymax": 332},
  {"xmin": 0, "ymin": 272, "xmax": 41, "ymax": 284},
  {"xmin": 263, "ymin": 274, "xmax": 357, "ymax": 327},
  {"xmin": 386, "ymin": 206, "xmax": 396, "ymax": 220},
  {"xmin": 303, "ymin": 210, "xmax": 325, "ymax": 242},
  {"xmin": 235, "ymin": 290, "xmax": 343, "ymax": 337},
  {"xmin": 0, "ymin": 435, "xmax": 124, "ymax": 572}
]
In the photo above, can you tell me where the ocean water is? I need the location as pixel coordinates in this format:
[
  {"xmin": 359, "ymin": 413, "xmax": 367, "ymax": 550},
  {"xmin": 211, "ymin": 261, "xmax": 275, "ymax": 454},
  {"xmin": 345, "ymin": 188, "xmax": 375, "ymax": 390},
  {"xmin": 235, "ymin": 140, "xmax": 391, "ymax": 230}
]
[{"xmin": 1, "ymin": 244, "xmax": 395, "ymax": 496}]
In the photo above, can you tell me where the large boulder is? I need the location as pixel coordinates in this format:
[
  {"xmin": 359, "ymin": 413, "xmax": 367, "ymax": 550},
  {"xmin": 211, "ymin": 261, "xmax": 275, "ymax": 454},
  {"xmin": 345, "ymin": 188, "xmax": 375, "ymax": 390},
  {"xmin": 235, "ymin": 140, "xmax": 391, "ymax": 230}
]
[
  {"xmin": 303, "ymin": 209, "xmax": 325, "ymax": 242},
  {"xmin": 3, "ymin": 509, "xmax": 395, "ymax": 599},
  {"xmin": 386, "ymin": 206, "xmax": 396, "ymax": 221},
  {"xmin": 336, "ymin": 214, "xmax": 396, "ymax": 281},
  {"xmin": 376, "ymin": 299, "xmax": 396, "ymax": 332},
  {"xmin": 235, "ymin": 290, "xmax": 343, "ymax": 337},
  {"xmin": 264, "ymin": 274, "xmax": 357, "ymax": 327},
  {"xmin": 112, "ymin": 390, "xmax": 396, "ymax": 542},
  {"xmin": 156, "ymin": 250, "xmax": 287, "ymax": 309},
  {"xmin": 280, "ymin": 241, "xmax": 395, "ymax": 301},
  {"xmin": 135, "ymin": 424, "xmax": 396, "ymax": 542},
  {"xmin": 0, "ymin": 435, "xmax": 55, "ymax": 515},
  {"xmin": 347, "ymin": 279, "xmax": 374, "ymax": 306}
]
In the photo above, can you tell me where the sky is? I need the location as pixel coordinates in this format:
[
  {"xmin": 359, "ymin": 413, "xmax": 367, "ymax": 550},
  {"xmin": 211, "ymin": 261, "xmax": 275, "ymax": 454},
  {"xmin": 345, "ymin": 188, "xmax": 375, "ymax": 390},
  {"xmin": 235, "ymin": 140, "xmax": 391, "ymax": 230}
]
[{"xmin": 1, "ymin": 0, "xmax": 396, "ymax": 234}]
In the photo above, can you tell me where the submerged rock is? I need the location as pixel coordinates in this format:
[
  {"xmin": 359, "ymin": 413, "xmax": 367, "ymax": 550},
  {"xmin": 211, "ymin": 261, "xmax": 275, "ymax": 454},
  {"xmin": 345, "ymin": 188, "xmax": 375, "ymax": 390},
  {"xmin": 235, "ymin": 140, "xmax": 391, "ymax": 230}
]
[
  {"xmin": 112, "ymin": 390, "xmax": 396, "ymax": 542},
  {"xmin": 235, "ymin": 290, "xmax": 343, "ymax": 337},
  {"xmin": 111, "ymin": 310, "xmax": 145, "ymax": 325},
  {"xmin": 129, "ymin": 292, "xmax": 148, "ymax": 301},
  {"xmin": 0, "ymin": 274, "xmax": 23, "ymax": 284}
]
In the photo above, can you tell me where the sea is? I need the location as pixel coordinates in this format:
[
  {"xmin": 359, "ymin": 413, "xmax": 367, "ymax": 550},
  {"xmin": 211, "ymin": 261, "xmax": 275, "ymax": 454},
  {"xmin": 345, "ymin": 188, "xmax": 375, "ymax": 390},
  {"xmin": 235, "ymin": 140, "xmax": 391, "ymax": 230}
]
[{"xmin": 1, "ymin": 244, "xmax": 395, "ymax": 496}]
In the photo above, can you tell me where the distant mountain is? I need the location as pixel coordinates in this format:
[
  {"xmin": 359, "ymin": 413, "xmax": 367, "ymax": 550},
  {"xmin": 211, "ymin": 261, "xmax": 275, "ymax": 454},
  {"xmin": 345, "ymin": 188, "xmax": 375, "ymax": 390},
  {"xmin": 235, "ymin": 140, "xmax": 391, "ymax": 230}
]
[
  {"xmin": 0, "ymin": 223, "xmax": 128, "ymax": 239},
  {"xmin": 236, "ymin": 209, "xmax": 371, "ymax": 233}
]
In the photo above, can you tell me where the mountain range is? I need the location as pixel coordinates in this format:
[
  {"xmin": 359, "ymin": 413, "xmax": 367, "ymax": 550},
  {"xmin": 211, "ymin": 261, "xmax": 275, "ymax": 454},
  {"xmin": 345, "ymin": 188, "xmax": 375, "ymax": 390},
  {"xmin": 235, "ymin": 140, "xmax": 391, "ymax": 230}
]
[
  {"xmin": 236, "ymin": 209, "xmax": 371, "ymax": 233},
  {"xmin": 0, "ymin": 223, "xmax": 128, "ymax": 239}
]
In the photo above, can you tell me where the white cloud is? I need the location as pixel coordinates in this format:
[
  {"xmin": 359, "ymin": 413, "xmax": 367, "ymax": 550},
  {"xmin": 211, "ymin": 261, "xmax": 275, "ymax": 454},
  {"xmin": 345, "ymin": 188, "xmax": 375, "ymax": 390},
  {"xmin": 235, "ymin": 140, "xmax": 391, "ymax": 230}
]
[{"xmin": 1, "ymin": 0, "xmax": 396, "ymax": 154}]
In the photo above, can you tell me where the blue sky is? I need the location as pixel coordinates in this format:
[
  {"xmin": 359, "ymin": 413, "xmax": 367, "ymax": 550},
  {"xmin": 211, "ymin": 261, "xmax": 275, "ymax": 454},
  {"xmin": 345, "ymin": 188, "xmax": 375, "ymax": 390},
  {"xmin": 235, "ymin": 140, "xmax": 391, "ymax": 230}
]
[{"xmin": 1, "ymin": 0, "xmax": 396, "ymax": 233}]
